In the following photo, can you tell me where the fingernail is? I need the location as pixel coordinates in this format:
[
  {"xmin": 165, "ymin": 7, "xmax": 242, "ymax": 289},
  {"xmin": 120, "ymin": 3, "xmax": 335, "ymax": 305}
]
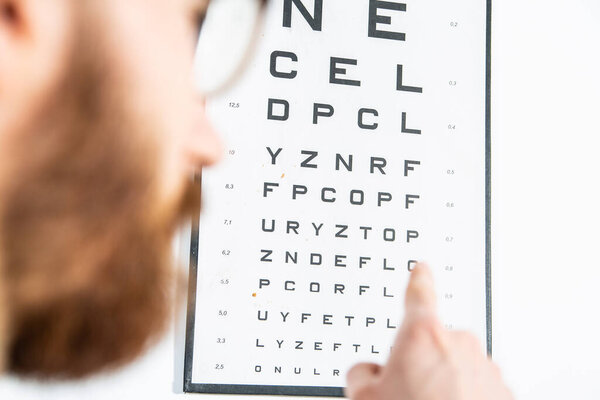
[{"xmin": 414, "ymin": 261, "xmax": 427, "ymax": 271}]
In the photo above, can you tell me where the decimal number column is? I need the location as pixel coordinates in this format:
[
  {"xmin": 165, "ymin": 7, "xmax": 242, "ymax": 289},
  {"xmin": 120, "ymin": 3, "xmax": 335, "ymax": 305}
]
[{"xmin": 195, "ymin": 134, "xmax": 244, "ymax": 382}]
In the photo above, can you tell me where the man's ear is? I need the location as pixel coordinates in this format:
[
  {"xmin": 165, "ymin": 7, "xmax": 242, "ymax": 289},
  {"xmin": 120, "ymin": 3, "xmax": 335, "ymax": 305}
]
[{"xmin": 0, "ymin": 0, "xmax": 72, "ymax": 126}]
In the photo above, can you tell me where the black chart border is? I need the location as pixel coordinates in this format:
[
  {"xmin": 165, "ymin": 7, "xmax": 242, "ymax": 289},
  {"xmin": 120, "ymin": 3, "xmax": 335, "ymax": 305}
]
[
  {"xmin": 485, "ymin": 0, "xmax": 493, "ymax": 357},
  {"xmin": 184, "ymin": 0, "xmax": 493, "ymax": 394}
]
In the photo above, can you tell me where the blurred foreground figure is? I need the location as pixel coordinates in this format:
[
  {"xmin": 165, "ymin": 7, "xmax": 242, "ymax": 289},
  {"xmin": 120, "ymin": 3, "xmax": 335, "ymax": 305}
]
[
  {"xmin": 0, "ymin": 1, "xmax": 514, "ymax": 399},
  {"xmin": 0, "ymin": 0, "xmax": 221, "ymax": 377}
]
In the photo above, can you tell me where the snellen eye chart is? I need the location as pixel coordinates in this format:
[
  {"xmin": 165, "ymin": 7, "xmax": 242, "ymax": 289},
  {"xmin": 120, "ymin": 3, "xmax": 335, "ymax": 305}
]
[{"xmin": 184, "ymin": 0, "xmax": 491, "ymax": 396}]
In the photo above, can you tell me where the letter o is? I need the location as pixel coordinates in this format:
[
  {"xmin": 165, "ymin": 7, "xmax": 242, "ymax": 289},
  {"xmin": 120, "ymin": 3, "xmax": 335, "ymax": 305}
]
[
  {"xmin": 350, "ymin": 190, "xmax": 365, "ymax": 205},
  {"xmin": 383, "ymin": 228, "xmax": 396, "ymax": 242}
]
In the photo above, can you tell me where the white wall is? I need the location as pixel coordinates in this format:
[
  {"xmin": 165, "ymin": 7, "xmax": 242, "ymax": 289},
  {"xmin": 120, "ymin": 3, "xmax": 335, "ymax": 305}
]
[
  {"xmin": 2, "ymin": 0, "xmax": 600, "ymax": 399},
  {"xmin": 492, "ymin": 0, "xmax": 600, "ymax": 398}
]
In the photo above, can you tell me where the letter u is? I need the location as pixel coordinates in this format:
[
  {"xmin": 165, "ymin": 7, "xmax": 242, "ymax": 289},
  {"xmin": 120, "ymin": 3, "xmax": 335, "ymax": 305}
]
[
  {"xmin": 262, "ymin": 219, "xmax": 275, "ymax": 232},
  {"xmin": 258, "ymin": 310, "xmax": 268, "ymax": 321}
]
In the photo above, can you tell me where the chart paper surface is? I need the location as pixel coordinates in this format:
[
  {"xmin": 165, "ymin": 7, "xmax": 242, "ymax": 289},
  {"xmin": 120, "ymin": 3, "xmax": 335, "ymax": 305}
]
[{"xmin": 185, "ymin": 0, "xmax": 491, "ymax": 396}]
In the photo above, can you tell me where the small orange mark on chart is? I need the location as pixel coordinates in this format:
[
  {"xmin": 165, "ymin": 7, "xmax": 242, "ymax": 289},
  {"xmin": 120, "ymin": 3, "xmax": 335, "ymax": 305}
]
[
  {"xmin": 281, "ymin": 173, "xmax": 285, "ymax": 178},
  {"xmin": 252, "ymin": 293, "xmax": 256, "ymax": 297}
]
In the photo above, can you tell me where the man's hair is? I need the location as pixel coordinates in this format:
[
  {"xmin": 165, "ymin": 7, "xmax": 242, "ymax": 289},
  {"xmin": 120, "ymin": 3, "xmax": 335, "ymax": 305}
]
[{"xmin": 0, "ymin": 4, "xmax": 198, "ymax": 378}]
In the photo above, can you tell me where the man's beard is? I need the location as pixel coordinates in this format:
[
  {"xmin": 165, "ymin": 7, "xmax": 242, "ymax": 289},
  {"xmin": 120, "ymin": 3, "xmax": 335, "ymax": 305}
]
[{"xmin": 0, "ymin": 11, "xmax": 199, "ymax": 379}]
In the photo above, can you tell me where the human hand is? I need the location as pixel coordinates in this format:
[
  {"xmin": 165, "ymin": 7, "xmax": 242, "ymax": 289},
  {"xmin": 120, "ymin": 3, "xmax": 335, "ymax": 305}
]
[{"xmin": 345, "ymin": 264, "xmax": 513, "ymax": 400}]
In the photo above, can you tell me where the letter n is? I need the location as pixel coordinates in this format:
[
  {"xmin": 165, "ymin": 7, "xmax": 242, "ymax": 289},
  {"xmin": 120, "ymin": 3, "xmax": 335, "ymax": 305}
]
[{"xmin": 283, "ymin": 0, "xmax": 323, "ymax": 31}]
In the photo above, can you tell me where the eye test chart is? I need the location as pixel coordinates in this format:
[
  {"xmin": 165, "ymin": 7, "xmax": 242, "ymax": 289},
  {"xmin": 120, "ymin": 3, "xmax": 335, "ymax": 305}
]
[{"xmin": 184, "ymin": 0, "xmax": 491, "ymax": 397}]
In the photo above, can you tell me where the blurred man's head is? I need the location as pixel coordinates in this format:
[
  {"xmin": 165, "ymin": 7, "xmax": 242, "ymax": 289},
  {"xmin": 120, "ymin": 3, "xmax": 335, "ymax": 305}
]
[{"xmin": 0, "ymin": 0, "xmax": 221, "ymax": 378}]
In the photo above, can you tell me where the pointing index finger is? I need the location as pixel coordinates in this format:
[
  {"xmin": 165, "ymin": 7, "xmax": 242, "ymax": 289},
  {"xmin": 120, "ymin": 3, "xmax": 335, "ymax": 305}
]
[
  {"xmin": 404, "ymin": 263, "xmax": 437, "ymax": 322},
  {"xmin": 388, "ymin": 263, "xmax": 448, "ymax": 368}
]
